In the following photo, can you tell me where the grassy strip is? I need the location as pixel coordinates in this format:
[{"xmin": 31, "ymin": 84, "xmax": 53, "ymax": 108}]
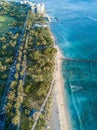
[
  {"xmin": 0, "ymin": 16, "xmax": 14, "ymax": 34},
  {"xmin": 20, "ymin": 11, "xmax": 57, "ymax": 130}
]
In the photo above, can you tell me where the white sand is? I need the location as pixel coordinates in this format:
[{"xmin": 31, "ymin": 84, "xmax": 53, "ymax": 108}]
[{"xmin": 49, "ymin": 45, "xmax": 71, "ymax": 130}]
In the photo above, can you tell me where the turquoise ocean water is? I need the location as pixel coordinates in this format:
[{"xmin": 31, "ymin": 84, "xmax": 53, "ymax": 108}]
[{"xmin": 17, "ymin": 0, "xmax": 97, "ymax": 129}]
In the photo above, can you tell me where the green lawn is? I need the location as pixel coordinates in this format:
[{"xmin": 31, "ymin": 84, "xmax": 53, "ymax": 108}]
[{"xmin": 0, "ymin": 16, "xmax": 13, "ymax": 34}]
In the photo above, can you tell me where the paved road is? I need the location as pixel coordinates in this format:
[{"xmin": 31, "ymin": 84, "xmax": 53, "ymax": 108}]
[{"xmin": 0, "ymin": 11, "xmax": 29, "ymax": 130}]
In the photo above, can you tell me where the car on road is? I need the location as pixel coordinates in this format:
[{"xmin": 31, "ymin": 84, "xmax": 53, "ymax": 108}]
[{"xmin": 0, "ymin": 112, "xmax": 6, "ymax": 123}]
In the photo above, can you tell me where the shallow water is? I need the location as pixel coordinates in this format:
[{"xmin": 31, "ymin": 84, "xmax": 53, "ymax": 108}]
[
  {"xmin": 14, "ymin": 0, "xmax": 97, "ymax": 129},
  {"xmin": 30, "ymin": 0, "xmax": 97, "ymax": 130}
]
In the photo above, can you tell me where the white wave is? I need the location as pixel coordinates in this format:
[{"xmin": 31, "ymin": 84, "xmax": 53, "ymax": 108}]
[
  {"xmin": 88, "ymin": 15, "xmax": 97, "ymax": 21},
  {"xmin": 71, "ymin": 88, "xmax": 83, "ymax": 130},
  {"xmin": 70, "ymin": 85, "xmax": 83, "ymax": 92}
]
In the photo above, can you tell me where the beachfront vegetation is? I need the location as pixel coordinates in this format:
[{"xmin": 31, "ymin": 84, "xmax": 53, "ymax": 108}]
[
  {"xmin": 20, "ymin": 11, "xmax": 57, "ymax": 130},
  {"xmin": 0, "ymin": 1, "xmax": 56, "ymax": 130}
]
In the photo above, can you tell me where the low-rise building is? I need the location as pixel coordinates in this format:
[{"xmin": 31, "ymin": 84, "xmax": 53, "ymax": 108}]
[{"xmin": 34, "ymin": 24, "xmax": 48, "ymax": 28}]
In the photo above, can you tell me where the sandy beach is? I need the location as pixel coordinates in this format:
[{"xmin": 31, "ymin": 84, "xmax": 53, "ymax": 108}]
[{"xmin": 48, "ymin": 45, "xmax": 71, "ymax": 130}]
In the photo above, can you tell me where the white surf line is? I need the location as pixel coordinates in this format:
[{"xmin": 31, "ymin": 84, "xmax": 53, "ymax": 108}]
[{"xmin": 71, "ymin": 90, "xmax": 83, "ymax": 130}]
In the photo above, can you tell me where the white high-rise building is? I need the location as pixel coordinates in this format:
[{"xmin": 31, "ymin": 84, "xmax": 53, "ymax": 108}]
[{"xmin": 36, "ymin": 3, "xmax": 45, "ymax": 14}]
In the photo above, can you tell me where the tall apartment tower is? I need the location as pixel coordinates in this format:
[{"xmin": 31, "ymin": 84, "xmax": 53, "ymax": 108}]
[{"xmin": 36, "ymin": 3, "xmax": 45, "ymax": 14}]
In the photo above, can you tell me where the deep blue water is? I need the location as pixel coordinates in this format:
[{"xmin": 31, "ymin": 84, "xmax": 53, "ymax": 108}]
[{"xmin": 16, "ymin": 0, "xmax": 97, "ymax": 129}]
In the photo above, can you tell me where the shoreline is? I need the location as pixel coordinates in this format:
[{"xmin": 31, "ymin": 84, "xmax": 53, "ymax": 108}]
[{"xmin": 48, "ymin": 45, "xmax": 71, "ymax": 130}]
